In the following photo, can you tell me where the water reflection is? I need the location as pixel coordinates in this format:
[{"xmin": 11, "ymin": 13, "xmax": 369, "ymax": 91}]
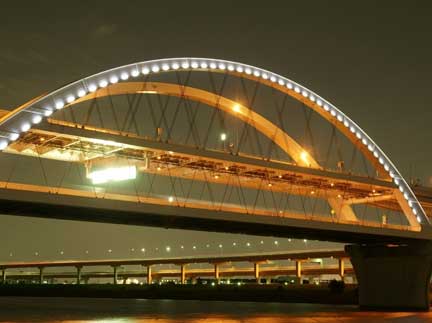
[{"xmin": 0, "ymin": 297, "xmax": 431, "ymax": 323}]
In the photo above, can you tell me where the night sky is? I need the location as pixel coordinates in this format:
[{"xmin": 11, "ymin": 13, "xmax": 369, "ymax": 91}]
[{"xmin": 1, "ymin": 1, "xmax": 431, "ymax": 261}]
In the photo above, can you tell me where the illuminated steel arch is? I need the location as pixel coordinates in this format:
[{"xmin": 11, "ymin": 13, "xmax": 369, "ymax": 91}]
[
  {"xmin": 65, "ymin": 81, "xmax": 358, "ymax": 222},
  {"xmin": 0, "ymin": 58, "xmax": 426, "ymax": 229}
]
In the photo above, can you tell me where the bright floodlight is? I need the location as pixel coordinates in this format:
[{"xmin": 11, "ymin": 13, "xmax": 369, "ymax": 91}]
[
  {"xmin": 32, "ymin": 115, "xmax": 42, "ymax": 124},
  {"xmin": 77, "ymin": 89, "xmax": 87, "ymax": 97},
  {"xmin": 55, "ymin": 101, "xmax": 64, "ymax": 110},
  {"xmin": 87, "ymin": 165, "xmax": 137, "ymax": 184},
  {"xmin": 300, "ymin": 151, "xmax": 309, "ymax": 164},
  {"xmin": 88, "ymin": 84, "xmax": 97, "ymax": 92},
  {"xmin": 99, "ymin": 80, "xmax": 108, "ymax": 88},
  {"xmin": 21, "ymin": 123, "xmax": 31, "ymax": 132},
  {"xmin": 220, "ymin": 133, "xmax": 227, "ymax": 141},
  {"xmin": 233, "ymin": 104, "xmax": 241, "ymax": 113},
  {"xmin": 0, "ymin": 140, "xmax": 8, "ymax": 150},
  {"xmin": 110, "ymin": 75, "xmax": 119, "ymax": 84},
  {"xmin": 66, "ymin": 95, "xmax": 75, "ymax": 103},
  {"xmin": 9, "ymin": 133, "xmax": 19, "ymax": 141}
]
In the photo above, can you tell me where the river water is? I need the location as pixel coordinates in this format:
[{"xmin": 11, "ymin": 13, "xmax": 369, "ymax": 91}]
[{"xmin": 1, "ymin": 297, "xmax": 431, "ymax": 322}]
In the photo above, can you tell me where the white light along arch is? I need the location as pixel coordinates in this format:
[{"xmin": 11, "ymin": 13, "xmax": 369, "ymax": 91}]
[{"xmin": 0, "ymin": 58, "xmax": 426, "ymax": 226}]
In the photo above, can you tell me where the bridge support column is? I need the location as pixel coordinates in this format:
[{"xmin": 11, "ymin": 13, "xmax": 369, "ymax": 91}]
[
  {"xmin": 146, "ymin": 265, "xmax": 152, "ymax": 284},
  {"xmin": 338, "ymin": 258, "xmax": 345, "ymax": 280},
  {"xmin": 39, "ymin": 267, "xmax": 44, "ymax": 284},
  {"xmin": 180, "ymin": 264, "xmax": 187, "ymax": 284},
  {"xmin": 254, "ymin": 263, "xmax": 260, "ymax": 283},
  {"xmin": 346, "ymin": 243, "xmax": 432, "ymax": 311},
  {"xmin": 214, "ymin": 264, "xmax": 220, "ymax": 283},
  {"xmin": 76, "ymin": 266, "xmax": 82, "ymax": 285},
  {"xmin": 112, "ymin": 266, "xmax": 119, "ymax": 285},
  {"xmin": 1, "ymin": 269, "xmax": 6, "ymax": 284},
  {"xmin": 295, "ymin": 261, "xmax": 302, "ymax": 284}
]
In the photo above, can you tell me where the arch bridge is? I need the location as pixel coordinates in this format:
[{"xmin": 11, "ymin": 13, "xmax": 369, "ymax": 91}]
[{"xmin": 1, "ymin": 58, "xmax": 432, "ymax": 310}]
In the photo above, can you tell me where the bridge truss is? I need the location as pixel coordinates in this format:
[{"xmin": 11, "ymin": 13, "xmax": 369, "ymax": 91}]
[{"xmin": 0, "ymin": 58, "xmax": 430, "ymax": 241}]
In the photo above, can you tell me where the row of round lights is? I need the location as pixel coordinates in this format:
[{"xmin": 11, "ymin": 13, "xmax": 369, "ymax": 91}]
[
  {"xmin": 5, "ymin": 238, "xmax": 306, "ymax": 259},
  {"xmin": 287, "ymin": 83, "xmax": 421, "ymax": 222},
  {"xmin": 141, "ymin": 58, "xmax": 421, "ymax": 223},
  {"xmin": 0, "ymin": 58, "xmax": 422, "ymax": 222}
]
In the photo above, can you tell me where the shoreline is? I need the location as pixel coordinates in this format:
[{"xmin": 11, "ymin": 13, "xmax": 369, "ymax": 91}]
[{"xmin": 0, "ymin": 284, "xmax": 357, "ymax": 305}]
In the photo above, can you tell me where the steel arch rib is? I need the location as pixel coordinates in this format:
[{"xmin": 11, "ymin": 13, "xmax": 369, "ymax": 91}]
[
  {"xmin": 0, "ymin": 57, "xmax": 426, "ymax": 227},
  {"xmin": 64, "ymin": 81, "xmax": 358, "ymax": 222}
]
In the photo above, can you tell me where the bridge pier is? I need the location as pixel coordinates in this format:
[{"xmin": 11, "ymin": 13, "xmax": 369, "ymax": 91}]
[
  {"xmin": 146, "ymin": 265, "xmax": 152, "ymax": 284},
  {"xmin": 112, "ymin": 266, "xmax": 119, "ymax": 285},
  {"xmin": 338, "ymin": 258, "xmax": 345, "ymax": 280},
  {"xmin": 76, "ymin": 266, "xmax": 82, "ymax": 285},
  {"xmin": 1, "ymin": 269, "xmax": 6, "ymax": 283},
  {"xmin": 254, "ymin": 263, "xmax": 260, "ymax": 283},
  {"xmin": 38, "ymin": 267, "xmax": 44, "ymax": 284},
  {"xmin": 346, "ymin": 242, "xmax": 432, "ymax": 311},
  {"xmin": 180, "ymin": 264, "xmax": 187, "ymax": 284},
  {"xmin": 295, "ymin": 260, "xmax": 302, "ymax": 284},
  {"xmin": 214, "ymin": 264, "xmax": 220, "ymax": 283}
]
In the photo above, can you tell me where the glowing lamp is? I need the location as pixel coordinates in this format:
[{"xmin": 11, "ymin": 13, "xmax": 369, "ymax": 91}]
[{"xmin": 87, "ymin": 165, "xmax": 137, "ymax": 184}]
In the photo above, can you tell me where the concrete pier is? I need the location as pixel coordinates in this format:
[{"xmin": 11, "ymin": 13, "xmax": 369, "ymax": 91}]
[
  {"xmin": 346, "ymin": 242, "xmax": 432, "ymax": 311},
  {"xmin": 295, "ymin": 261, "xmax": 302, "ymax": 284},
  {"xmin": 214, "ymin": 264, "xmax": 220, "ymax": 283},
  {"xmin": 146, "ymin": 265, "xmax": 152, "ymax": 284},
  {"xmin": 180, "ymin": 264, "xmax": 186, "ymax": 284},
  {"xmin": 38, "ymin": 267, "xmax": 44, "ymax": 284},
  {"xmin": 112, "ymin": 266, "xmax": 119, "ymax": 285},
  {"xmin": 76, "ymin": 266, "xmax": 82, "ymax": 285},
  {"xmin": 254, "ymin": 263, "xmax": 260, "ymax": 283},
  {"xmin": 338, "ymin": 258, "xmax": 345, "ymax": 279}
]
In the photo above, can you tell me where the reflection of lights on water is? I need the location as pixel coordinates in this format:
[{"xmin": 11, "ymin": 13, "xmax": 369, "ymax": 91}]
[{"xmin": 92, "ymin": 319, "xmax": 132, "ymax": 323}]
